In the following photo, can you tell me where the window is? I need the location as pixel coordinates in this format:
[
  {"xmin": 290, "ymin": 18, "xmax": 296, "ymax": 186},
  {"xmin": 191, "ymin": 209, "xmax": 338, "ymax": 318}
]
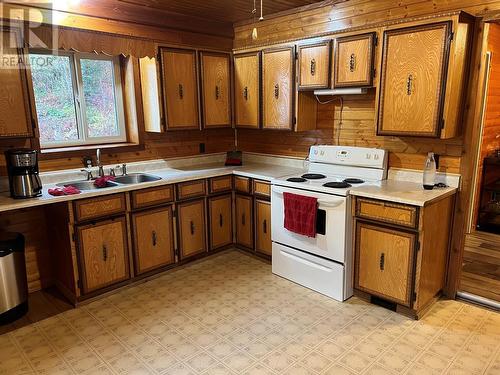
[{"xmin": 30, "ymin": 51, "xmax": 126, "ymax": 148}]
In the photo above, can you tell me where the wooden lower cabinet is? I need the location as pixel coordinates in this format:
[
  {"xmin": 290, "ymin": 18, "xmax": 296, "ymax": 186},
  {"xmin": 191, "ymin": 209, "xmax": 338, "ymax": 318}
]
[
  {"xmin": 235, "ymin": 194, "xmax": 253, "ymax": 249},
  {"xmin": 132, "ymin": 206, "xmax": 175, "ymax": 274},
  {"xmin": 76, "ymin": 217, "xmax": 130, "ymax": 294},
  {"xmin": 177, "ymin": 199, "xmax": 207, "ymax": 259},
  {"xmin": 255, "ymin": 200, "xmax": 272, "ymax": 256},
  {"xmin": 208, "ymin": 195, "xmax": 232, "ymax": 250},
  {"xmin": 355, "ymin": 222, "xmax": 415, "ymax": 306}
]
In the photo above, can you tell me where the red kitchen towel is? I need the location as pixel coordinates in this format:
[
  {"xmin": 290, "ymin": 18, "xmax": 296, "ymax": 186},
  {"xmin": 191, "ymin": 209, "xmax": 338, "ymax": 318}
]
[{"xmin": 283, "ymin": 192, "xmax": 318, "ymax": 238}]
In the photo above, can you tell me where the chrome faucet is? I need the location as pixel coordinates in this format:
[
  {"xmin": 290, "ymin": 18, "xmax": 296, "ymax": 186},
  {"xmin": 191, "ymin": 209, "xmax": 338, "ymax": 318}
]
[{"xmin": 96, "ymin": 148, "xmax": 104, "ymax": 177}]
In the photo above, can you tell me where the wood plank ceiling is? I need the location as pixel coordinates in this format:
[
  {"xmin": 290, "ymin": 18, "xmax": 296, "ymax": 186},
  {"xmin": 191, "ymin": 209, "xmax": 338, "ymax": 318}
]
[{"xmin": 22, "ymin": 0, "xmax": 327, "ymax": 38}]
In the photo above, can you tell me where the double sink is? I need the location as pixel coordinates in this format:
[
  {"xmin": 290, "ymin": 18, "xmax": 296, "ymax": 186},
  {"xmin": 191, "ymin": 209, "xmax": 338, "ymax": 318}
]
[{"xmin": 56, "ymin": 173, "xmax": 162, "ymax": 191}]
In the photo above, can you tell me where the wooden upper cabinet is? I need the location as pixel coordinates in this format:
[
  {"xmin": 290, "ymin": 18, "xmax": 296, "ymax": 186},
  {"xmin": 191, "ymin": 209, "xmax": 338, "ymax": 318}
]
[
  {"xmin": 298, "ymin": 41, "xmax": 331, "ymax": 90},
  {"xmin": 234, "ymin": 52, "xmax": 260, "ymax": 128},
  {"xmin": 0, "ymin": 26, "xmax": 33, "ymax": 138},
  {"xmin": 132, "ymin": 207, "xmax": 175, "ymax": 275},
  {"xmin": 376, "ymin": 22, "xmax": 452, "ymax": 137},
  {"xmin": 77, "ymin": 218, "xmax": 129, "ymax": 294},
  {"xmin": 334, "ymin": 32, "xmax": 376, "ymax": 88},
  {"xmin": 200, "ymin": 52, "xmax": 231, "ymax": 128},
  {"xmin": 160, "ymin": 48, "xmax": 199, "ymax": 130},
  {"xmin": 262, "ymin": 47, "xmax": 294, "ymax": 130},
  {"xmin": 177, "ymin": 199, "xmax": 206, "ymax": 259}
]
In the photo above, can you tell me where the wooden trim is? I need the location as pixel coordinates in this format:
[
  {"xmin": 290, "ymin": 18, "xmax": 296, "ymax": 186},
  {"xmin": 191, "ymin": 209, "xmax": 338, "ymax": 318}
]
[
  {"xmin": 376, "ymin": 21, "xmax": 453, "ymax": 138},
  {"xmin": 73, "ymin": 193, "xmax": 127, "ymax": 222},
  {"xmin": 333, "ymin": 32, "xmax": 376, "ymax": 88},
  {"xmin": 131, "ymin": 185, "xmax": 174, "ymax": 209},
  {"xmin": 176, "ymin": 179, "xmax": 207, "ymax": 200},
  {"xmin": 297, "ymin": 39, "xmax": 332, "ymax": 90}
]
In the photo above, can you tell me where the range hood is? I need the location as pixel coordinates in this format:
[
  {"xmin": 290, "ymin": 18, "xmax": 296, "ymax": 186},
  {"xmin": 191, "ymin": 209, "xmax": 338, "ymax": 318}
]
[{"xmin": 313, "ymin": 88, "xmax": 368, "ymax": 96}]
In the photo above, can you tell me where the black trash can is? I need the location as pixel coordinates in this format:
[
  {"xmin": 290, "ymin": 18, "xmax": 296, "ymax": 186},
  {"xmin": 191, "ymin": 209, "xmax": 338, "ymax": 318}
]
[{"xmin": 0, "ymin": 232, "xmax": 28, "ymax": 325}]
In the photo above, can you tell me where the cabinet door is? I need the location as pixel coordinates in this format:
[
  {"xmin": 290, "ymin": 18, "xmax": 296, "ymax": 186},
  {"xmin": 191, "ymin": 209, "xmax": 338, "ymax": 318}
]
[
  {"xmin": 132, "ymin": 206, "xmax": 175, "ymax": 274},
  {"xmin": 255, "ymin": 200, "xmax": 272, "ymax": 256},
  {"xmin": 234, "ymin": 52, "xmax": 260, "ymax": 128},
  {"xmin": 160, "ymin": 48, "xmax": 199, "ymax": 129},
  {"xmin": 0, "ymin": 27, "xmax": 33, "ymax": 138},
  {"xmin": 377, "ymin": 22, "xmax": 451, "ymax": 137},
  {"xmin": 355, "ymin": 222, "xmax": 416, "ymax": 306},
  {"xmin": 209, "ymin": 195, "xmax": 232, "ymax": 250},
  {"xmin": 235, "ymin": 194, "xmax": 253, "ymax": 249},
  {"xmin": 77, "ymin": 217, "xmax": 129, "ymax": 294},
  {"xmin": 200, "ymin": 52, "xmax": 231, "ymax": 127},
  {"xmin": 262, "ymin": 47, "xmax": 294, "ymax": 130},
  {"xmin": 178, "ymin": 199, "xmax": 206, "ymax": 259},
  {"xmin": 334, "ymin": 32, "xmax": 375, "ymax": 88},
  {"xmin": 298, "ymin": 41, "xmax": 331, "ymax": 90}
]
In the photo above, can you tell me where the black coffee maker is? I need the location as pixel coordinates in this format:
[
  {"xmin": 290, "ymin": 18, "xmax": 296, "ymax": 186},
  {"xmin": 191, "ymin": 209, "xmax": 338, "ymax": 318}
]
[{"xmin": 5, "ymin": 149, "xmax": 43, "ymax": 199}]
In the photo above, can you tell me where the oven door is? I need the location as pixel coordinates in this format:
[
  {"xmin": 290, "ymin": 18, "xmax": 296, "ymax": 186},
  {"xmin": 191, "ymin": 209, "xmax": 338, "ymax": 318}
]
[{"xmin": 271, "ymin": 184, "xmax": 349, "ymax": 263}]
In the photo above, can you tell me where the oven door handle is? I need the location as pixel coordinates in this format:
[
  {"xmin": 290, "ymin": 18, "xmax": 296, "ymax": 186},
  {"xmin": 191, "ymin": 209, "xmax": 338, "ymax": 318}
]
[{"xmin": 272, "ymin": 186, "xmax": 344, "ymax": 208}]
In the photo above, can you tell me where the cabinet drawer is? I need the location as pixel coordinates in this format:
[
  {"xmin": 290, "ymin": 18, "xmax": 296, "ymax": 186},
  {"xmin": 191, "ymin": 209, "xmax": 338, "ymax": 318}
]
[
  {"xmin": 355, "ymin": 222, "xmax": 416, "ymax": 306},
  {"xmin": 234, "ymin": 176, "xmax": 251, "ymax": 194},
  {"xmin": 209, "ymin": 175, "xmax": 233, "ymax": 194},
  {"xmin": 177, "ymin": 179, "xmax": 206, "ymax": 200},
  {"xmin": 131, "ymin": 185, "xmax": 174, "ymax": 209},
  {"xmin": 74, "ymin": 194, "xmax": 126, "ymax": 222},
  {"xmin": 253, "ymin": 180, "xmax": 270, "ymax": 198},
  {"xmin": 356, "ymin": 198, "xmax": 418, "ymax": 229}
]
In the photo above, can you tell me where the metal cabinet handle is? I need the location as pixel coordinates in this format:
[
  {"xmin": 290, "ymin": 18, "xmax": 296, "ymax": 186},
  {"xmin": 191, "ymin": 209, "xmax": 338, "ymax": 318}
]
[
  {"xmin": 178, "ymin": 84, "xmax": 184, "ymax": 99},
  {"xmin": 263, "ymin": 219, "xmax": 267, "ymax": 234},
  {"xmin": 219, "ymin": 214, "xmax": 223, "ymax": 227},
  {"xmin": 310, "ymin": 59, "xmax": 316, "ymax": 76},
  {"xmin": 243, "ymin": 86, "xmax": 248, "ymax": 100},
  {"xmin": 152, "ymin": 230, "xmax": 157, "ymax": 247},
  {"xmin": 274, "ymin": 83, "xmax": 279, "ymax": 99},
  {"xmin": 407, "ymin": 74, "xmax": 413, "ymax": 95},
  {"xmin": 102, "ymin": 244, "xmax": 107, "ymax": 261},
  {"xmin": 215, "ymin": 85, "xmax": 220, "ymax": 100},
  {"xmin": 349, "ymin": 53, "xmax": 356, "ymax": 72},
  {"xmin": 242, "ymin": 213, "xmax": 246, "ymax": 226},
  {"xmin": 379, "ymin": 253, "xmax": 385, "ymax": 271},
  {"xmin": 190, "ymin": 220, "xmax": 195, "ymax": 235}
]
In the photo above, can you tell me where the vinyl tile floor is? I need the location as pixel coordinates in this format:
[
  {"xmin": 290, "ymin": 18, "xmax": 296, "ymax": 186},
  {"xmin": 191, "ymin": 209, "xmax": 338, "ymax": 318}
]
[{"xmin": 1, "ymin": 250, "xmax": 499, "ymax": 375}]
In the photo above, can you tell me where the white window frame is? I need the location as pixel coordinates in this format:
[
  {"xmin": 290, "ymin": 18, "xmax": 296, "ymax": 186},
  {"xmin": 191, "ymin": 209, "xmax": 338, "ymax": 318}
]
[{"xmin": 30, "ymin": 50, "xmax": 127, "ymax": 148}]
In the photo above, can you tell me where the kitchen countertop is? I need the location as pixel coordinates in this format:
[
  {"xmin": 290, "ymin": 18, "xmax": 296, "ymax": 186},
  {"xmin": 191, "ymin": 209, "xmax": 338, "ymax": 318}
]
[
  {"xmin": 349, "ymin": 179, "xmax": 457, "ymax": 207},
  {"xmin": 0, "ymin": 162, "xmax": 304, "ymax": 213}
]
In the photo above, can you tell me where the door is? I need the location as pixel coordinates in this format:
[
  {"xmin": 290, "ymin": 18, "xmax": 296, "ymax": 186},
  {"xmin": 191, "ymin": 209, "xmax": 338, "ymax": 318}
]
[
  {"xmin": 77, "ymin": 217, "xmax": 129, "ymax": 293},
  {"xmin": 262, "ymin": 47, "xmax": 294, "ymax": 129},
  {"xmin": 178, "ymin": 199, "xmax": 206, "ymax": 259},
  {"xmin": 255, "ymin": 200, "xmax": 272, "ymax": 256},
  {"xmin": 160, "ymin": 48, "xmax": 199, "ymax": 129},
  {"xmin": 209, "ymin": 195, "xmax": 232, "ymax": 250},
  {"xmin": 355, "ymin": 221, "xmax": 416, "ymax": 306},
  {"xmin": 377, "ymin": 22, "xmax": 452, "ymax": 137},
  {"xmin": 0, "ymin": 26, "xmax": 33, "ymax": 138},
  {"xmin": 334, "ymin": 32, "xmax": 375, "ymax": 88},
  {"xmin": 132, "ymin": 206, "xmax": 175, "ymax": 274},
  {"xmin": 234, "ymin": 52, "xmax": 260, "ymax": 128},
  {"xmin": 235, "ymin": 194, "xmax": 253, "ymax": 249},
  {"xmin": 200, "ymin": 52, "xmax": 231, "ymax": 127},
  {"xmin": 298, "ymin": 41, "xmax": 331, "ymax": 90}
]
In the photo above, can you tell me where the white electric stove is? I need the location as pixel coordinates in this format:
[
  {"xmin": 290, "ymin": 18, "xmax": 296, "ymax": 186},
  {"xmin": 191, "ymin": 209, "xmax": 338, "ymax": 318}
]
[{"xmin": 271, "ymin": 145, "xmax": 388, "ymax": 301}]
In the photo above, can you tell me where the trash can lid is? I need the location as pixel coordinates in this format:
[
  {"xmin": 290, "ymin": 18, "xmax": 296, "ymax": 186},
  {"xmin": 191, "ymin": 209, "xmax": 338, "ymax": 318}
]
[{"xmin": 0, "ymin": 232, "xmax": 24, "ymax": 256}]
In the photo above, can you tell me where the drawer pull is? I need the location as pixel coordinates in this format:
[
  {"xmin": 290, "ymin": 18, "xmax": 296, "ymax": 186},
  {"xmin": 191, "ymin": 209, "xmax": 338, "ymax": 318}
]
[
  {"xmin": 152, "ymin": 230, "xmax": 157, "ymax": 247},
  {"xmin": 242, "ymin": 213, "xmax": 246, "ymax": 226},
  {"xmin": 274, "ymin": 83, "xmax": 279, "ymax": 99},
  {"xmin": 349, "ymin": 53, "xmax": 356, "ymax": 72},
  {"xmin": 190, "ymin": 221, "xmax": 195, "ymax": 235},
  {"xmin": 263, "ymin": 219, "xmax": 267, "ymax": 234},
  {"xmin": 215, "ymin": 85, "xmax": 220, "ymax": 100},
  {"xmin": 243, "ymin": 86, "xmax": 248, "ymax": 100},
  {"xmin": 379, "ymin": 252, "xmax": 385, "ymax": 271},
  {"xmin": 219, "ymin": 214, "xmax": 223, "ymax": 227},
  {"xmin": 178, "ymin": 83, "xmax": 184, "ymax": 99},
  {"xmin": 102, "ymin": 244, "xmax": 108, "ymax": 261},
  {"xmin": 310, "ymin": 59, "xmax": 316, "ymax": 76}
]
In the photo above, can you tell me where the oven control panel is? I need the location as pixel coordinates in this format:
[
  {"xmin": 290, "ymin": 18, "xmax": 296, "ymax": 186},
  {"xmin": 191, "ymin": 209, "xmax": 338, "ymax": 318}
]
[{"xmin": 309, "ymin": 145, "xmax": 387, "ymax": 168}]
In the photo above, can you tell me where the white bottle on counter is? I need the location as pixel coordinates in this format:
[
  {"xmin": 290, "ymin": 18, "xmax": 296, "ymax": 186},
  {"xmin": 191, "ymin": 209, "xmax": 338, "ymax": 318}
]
[{"xmin": 423, "ymin": 152, "xmax": 436, "ymax": 190}]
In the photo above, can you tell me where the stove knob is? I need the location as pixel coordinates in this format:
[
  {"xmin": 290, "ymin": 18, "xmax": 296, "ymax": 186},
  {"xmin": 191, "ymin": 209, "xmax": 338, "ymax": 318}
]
[
  {"xmin": 314, "ymin": 150, "xmax": 318, "ymax": 155},
  {"xmin": 374, "ymin": 154, "xmax": 379, "ymax": 160},
  {"xmin": 320, "ymin": 151, "xmax": 325, "ymax": 156},
  {"xmin": 366, "ymin": 153, "xmax": 371, "ymax": 159}
]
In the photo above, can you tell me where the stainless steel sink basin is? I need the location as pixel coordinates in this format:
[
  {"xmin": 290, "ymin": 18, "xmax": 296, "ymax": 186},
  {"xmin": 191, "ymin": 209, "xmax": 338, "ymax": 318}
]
[
  {"xmin": 56, "ymin": 180, "xmax": 118, "ymax": 190},
  {"xmin": 113, "ymin": 173, "xmax": 162, "ymax": 184}
]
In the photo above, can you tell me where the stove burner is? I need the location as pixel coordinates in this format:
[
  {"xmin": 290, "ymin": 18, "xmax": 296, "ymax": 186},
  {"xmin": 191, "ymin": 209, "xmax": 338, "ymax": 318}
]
[
  {"xmin": 301, "ymin": 173, "xmax": 326, "ymax": 180},
  {"xmin": 343, "ymin": 178, "xmax": 364, "ymax": 184},
  {"xmin": 323, "ymin": 181, "xmax": 351, "ymax": 189},
  {"xmin": 287, "ymin": 177, "xmax": 307, "ymax": 182}
]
